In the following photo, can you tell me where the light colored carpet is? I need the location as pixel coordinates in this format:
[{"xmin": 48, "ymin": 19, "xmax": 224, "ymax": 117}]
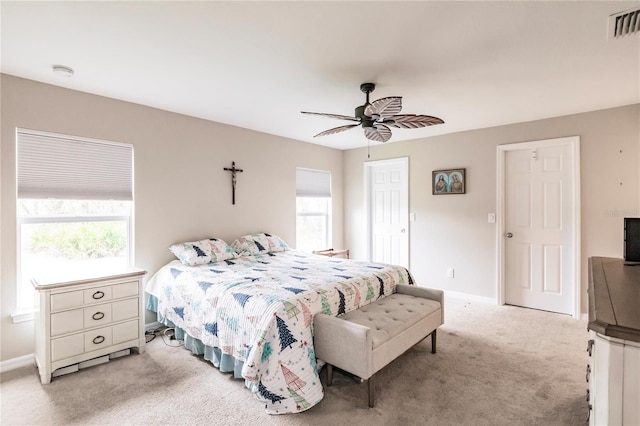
[{"xmin": 1, "ymin": 296, "xmax": 589, "ymax": 425}]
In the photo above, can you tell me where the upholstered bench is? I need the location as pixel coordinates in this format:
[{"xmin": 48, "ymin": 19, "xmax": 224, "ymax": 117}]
[{"xmin": 313, "ymin": 284, "xmax": 444, "ymax": 408}]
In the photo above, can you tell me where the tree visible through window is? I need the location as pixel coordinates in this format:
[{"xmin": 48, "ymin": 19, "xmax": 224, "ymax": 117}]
[
  {"xmin": 16, "ymin": 129, "xmax": 133, "ymax": 311},
  {"xmin": 18, "ymin": 200, "xmax": 132, "ymax": 309}
]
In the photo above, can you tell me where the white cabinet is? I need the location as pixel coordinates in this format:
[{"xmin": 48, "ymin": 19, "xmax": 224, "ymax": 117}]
[
  {"xmin": 32, "ymin": 267, "xmax": 146, "ymax": 384},
  {"xmin": 588, "ymin": 331, "xmax": 640, "ymax": 425},
  {"xmin": 588, "ymin": 257, "xmax": 640, "ymax": 425}
]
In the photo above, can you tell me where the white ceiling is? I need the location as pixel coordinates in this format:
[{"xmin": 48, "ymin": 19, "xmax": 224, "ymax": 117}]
[{"xmin": 2, "ymin": 1, "xmax": 639, "ymax": 150}]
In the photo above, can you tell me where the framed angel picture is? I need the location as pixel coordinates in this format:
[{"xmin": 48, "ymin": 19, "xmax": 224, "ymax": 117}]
[{"xmin": 432, "ymin": 168, "xmax": 466, "ymax": 195}]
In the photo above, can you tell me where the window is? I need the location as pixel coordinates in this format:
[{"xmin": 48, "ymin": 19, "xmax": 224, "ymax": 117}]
[
  {"xmin": 16, "ymin": 129, "xmax": 133, "ymax": 311},
  {"xmin": 296, "ymin": 168, "xmax": 331, "ymax": 252}
]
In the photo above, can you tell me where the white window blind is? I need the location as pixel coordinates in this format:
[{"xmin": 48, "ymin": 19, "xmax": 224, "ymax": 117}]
[
  {"xmin": 17, "ymin": 129, "xmax": 133, "ymax": 200},
  {"xmin": 296, "ymin": 168, "xmax": 331, "ymax": 198}
]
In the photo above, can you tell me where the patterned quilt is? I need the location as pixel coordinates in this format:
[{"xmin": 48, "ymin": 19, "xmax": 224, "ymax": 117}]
[{"xmin": 145, "ymin": 250, "xmax": 414, "ymax": 414}]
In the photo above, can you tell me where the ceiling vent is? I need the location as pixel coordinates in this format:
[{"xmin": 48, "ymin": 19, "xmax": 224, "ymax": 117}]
[{"xmin": 609, "ymin": 7, "xmax": 640, "ymax": 39}]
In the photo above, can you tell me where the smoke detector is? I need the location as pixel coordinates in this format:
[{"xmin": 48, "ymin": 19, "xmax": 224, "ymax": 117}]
[{"xmin": 52, "ymin": 65, "xmax": 74, "ymax": 77}]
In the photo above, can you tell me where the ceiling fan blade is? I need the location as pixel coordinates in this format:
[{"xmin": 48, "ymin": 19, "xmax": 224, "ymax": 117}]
[
  {"xmin": 364, "ymin": 97, "xmax": 402, "ymax": 117},
  {"xmin": 314, "ymin": 124, "xmax": 359, "ymax": 137},
  {"xmin": 301, "ymin": 111, "xmax": 360, "ymax": 122},
  {"xmin": 382, "ymin": 114, "xmax": 444, "ymax": 129},
  {"xmin": 364, "ymin": 124, "xmax": 392, "ymax": 142}
]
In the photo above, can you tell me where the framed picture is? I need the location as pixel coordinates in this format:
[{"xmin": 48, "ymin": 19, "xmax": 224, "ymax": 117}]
[{"xmin": 432, "ymin": 168, "xmax": 466, "ymax": 195}]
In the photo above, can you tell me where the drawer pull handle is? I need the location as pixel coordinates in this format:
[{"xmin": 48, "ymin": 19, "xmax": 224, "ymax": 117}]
[
  {"xmin": 586, "ymin": 364, "xmax": 591, "ymax": 382},
  {"xmin": 92, "ymin": 291, "xmax": 105, "ymax": 300},
  {"xmin": 93, "ymin": 335, "xmax": 105, "ymax": 345},
  {"xmin": 587, "ymin": 339, "xmax": 594, "ymax": 357},
  {"xmin": 92, "ymin": 312, "xmax": 105, "ymax": 321}
]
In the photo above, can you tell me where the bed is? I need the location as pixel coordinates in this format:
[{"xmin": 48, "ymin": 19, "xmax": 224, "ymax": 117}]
[{"xmin": 145, "ymin": 233, "xmax": 414, "ymax": 414}]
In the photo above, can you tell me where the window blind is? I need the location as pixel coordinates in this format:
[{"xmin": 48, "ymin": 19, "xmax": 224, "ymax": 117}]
[
  {"xmin": 17, "ymin": 129, "xmax": 133, "ymax": 201},
  {"xmin": 296, "ymin": 168, "xmax": 331, "ymax": 198}
]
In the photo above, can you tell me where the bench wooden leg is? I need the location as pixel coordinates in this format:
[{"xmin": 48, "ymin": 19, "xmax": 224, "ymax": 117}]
[
  {"xmin": 431, "ymin": 329, "xmax": 437, "ymax": 354},
  {"xmin": 368, "ymin": 374, "xmax": 375, "ymax": 408},
  {"xmin": 326, "ymin": 364, "xmax": 333, "ymax": 386}
]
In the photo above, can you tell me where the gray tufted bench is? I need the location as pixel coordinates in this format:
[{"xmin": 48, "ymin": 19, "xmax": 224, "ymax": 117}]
[{"xmin": 313, "ymin": 284, "xmax": 444, "ymax": 407}]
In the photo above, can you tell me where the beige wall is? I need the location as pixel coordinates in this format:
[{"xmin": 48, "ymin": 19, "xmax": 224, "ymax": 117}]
[
  {"xmin": 1, "ymin": 73, "xmax": 637, "ymax": 363},
  {"xmin": 0, "ymin": 75, "xmax": 344, "ymax": 362},
  {"xmin": 344, "ymin": 104, "xmax": 640, "ymax": 314}
]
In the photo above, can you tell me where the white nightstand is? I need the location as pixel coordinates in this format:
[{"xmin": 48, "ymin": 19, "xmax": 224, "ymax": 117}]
[{"xmin": 32, "ymin": 267, "xmax": 146, "ymax": 384}]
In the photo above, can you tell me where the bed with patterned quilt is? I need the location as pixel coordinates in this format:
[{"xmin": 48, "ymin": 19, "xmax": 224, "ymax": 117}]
[{"xmin": 145, "ymin": 233, "xmax": 414, "ymax": 414}]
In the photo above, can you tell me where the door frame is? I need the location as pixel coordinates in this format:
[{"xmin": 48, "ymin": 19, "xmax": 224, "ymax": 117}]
[
  {"xmin": 496, "ymin": 137, "xmax": 581, "ymax": 318},
  {"xmin": 364, "ymin": 157, "xmax": 409, "ymax": 268}
]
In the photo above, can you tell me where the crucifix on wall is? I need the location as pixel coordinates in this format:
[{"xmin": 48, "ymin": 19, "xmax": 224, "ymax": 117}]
[{"xmin": 224, "ymin": 161, "xmax": 243, "ymax": 205}]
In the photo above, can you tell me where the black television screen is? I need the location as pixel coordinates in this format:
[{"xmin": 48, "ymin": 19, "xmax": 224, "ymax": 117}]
[{"xmin": 624, "ymin": 218, "xmax": 640, "ymax": 264}]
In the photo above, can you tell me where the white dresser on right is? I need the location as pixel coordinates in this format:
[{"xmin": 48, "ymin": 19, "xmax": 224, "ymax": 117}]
[{"xmin": 587, "ymin": 257, "xmax": 640, "ymax": 426}]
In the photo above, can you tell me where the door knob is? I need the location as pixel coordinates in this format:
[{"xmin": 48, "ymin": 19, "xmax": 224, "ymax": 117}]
[
  {"xmin": 506, "ymin": 232, "xmax": 513, "ymax": 238},
  {"xmin": 401, "ymin": 228, "xmax": 406, "ymax": 233}
]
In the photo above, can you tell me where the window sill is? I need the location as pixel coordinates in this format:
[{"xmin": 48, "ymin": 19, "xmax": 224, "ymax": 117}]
[{"xmin": 11, "ymin": 310, "xmax": 35, "ymax": 323}]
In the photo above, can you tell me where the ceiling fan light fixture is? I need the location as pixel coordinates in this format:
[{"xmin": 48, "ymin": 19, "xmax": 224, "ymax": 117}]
[
  {"xmin": 301, "ymin": 82, "xmax": 444, "ymax": 143},
  {"xmin": 52, "ymin": 65, "xmax": 74, "ymax": 77}
]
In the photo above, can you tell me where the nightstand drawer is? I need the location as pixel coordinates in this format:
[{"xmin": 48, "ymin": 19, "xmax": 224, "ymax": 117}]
[
  {"xmin": 51, "ymin": 309, "xmax": 84, "ymax": 336},
  {"xmin": 112, "ymin": 281, "xmax": 138, "ymax": 299},
  {"xmin": 83, "ymin": 303, "xmax": 113, "ymax": 328},
  {"xmin": 51, "ymin": 334, "xmax": 84, "ymax": 361},
  {"xmin": 113, "ymin": 320, "xmax": 138, "ymax": 344},
  {"xmin": 84, "ymin": 327, "xmax": 113, "ymax": 352},
  {"xmin": 51, "ymin": 290, "xmax": 84, "ymax": 311},
  {"xmin": 50, "ymin": 322, "xmax": 133, "ymax": 362},
  {"xmin": 83, "ymin": 286, "xmax": 113, "ymax": 304},
  {"xmin": 51, "ymin": 309, "xmax": 84, "ymax": 337},
  {"xmin": 112, "ymin": 298, "xmax": 138, "ymax": 322},
  {"xmin": 52, "ymin": 287, "xmax": 115, "ymax": 311}
]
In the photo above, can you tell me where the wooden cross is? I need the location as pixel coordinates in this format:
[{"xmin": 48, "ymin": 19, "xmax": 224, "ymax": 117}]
[{"xmin": 223, "ymin": 161, "xmax": 243, "ymax": 205}]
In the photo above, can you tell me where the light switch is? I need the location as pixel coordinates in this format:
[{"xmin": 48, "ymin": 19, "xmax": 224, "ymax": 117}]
[
  {"xmin": 488, "ymin": 213, "xmax": 496, "ymax": 223},
  {"xmin": 409, "ymin": 212, "xmax": 416, "ymax": 222}
]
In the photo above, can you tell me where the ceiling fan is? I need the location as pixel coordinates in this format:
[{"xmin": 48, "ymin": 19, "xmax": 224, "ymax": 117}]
[{"xmin": 301, "ymin": 83, "xmax": 444, "ymax": 143}]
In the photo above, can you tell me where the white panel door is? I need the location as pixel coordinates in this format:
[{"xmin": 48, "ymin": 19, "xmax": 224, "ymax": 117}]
[
  {"xmin": 504, "ymin": 143, "xmax": 575, "ymax": 314},
  {"xmin": 366, "ymin": 158, "xmax": 409, "ymax": 268}
]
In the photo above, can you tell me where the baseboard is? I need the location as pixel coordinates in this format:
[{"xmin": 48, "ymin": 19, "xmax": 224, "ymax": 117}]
[
  {"xmin": 444, "ymin": 290, "xmax": 496, "ymax": 304},
  {"xmin": 0, "ymin": 354, "xmax": 34, "ymax": 373},
  {"xmin": 2, "ymin": 324, "xmax": 161, "ymax": 374},
  {"xmin": 444, "ymin": 291, "xmax": 589, "ymax": 318}
]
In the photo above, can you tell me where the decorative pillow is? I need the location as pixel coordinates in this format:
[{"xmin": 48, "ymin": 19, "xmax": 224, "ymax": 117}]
[
  {"xmin": 169, "ymin": 238, "xmax": 237, "ymax": 266},
  {"xmin": 231, "ymin": 233, "xmax": 289, "ymax": 256}
]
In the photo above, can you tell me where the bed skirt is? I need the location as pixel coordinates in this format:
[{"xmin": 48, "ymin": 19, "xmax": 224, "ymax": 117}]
[{"xmin": 146, "ymin": 295, "xmax": 245, "ymax": 379}]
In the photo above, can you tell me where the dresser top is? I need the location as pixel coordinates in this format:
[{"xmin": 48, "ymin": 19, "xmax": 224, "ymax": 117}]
[
  {"xmin": 588, "ymin": 257, "xmax": 640, "ymax": 343},
  {"xmin": 31, "ymin": 266, "xmax": 146, "ymax": 290}
]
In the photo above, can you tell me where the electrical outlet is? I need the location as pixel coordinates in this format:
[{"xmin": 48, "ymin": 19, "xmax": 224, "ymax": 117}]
[{"xmin": 447, "ymin": 268, "xmax": 454, "ymax": 278}]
